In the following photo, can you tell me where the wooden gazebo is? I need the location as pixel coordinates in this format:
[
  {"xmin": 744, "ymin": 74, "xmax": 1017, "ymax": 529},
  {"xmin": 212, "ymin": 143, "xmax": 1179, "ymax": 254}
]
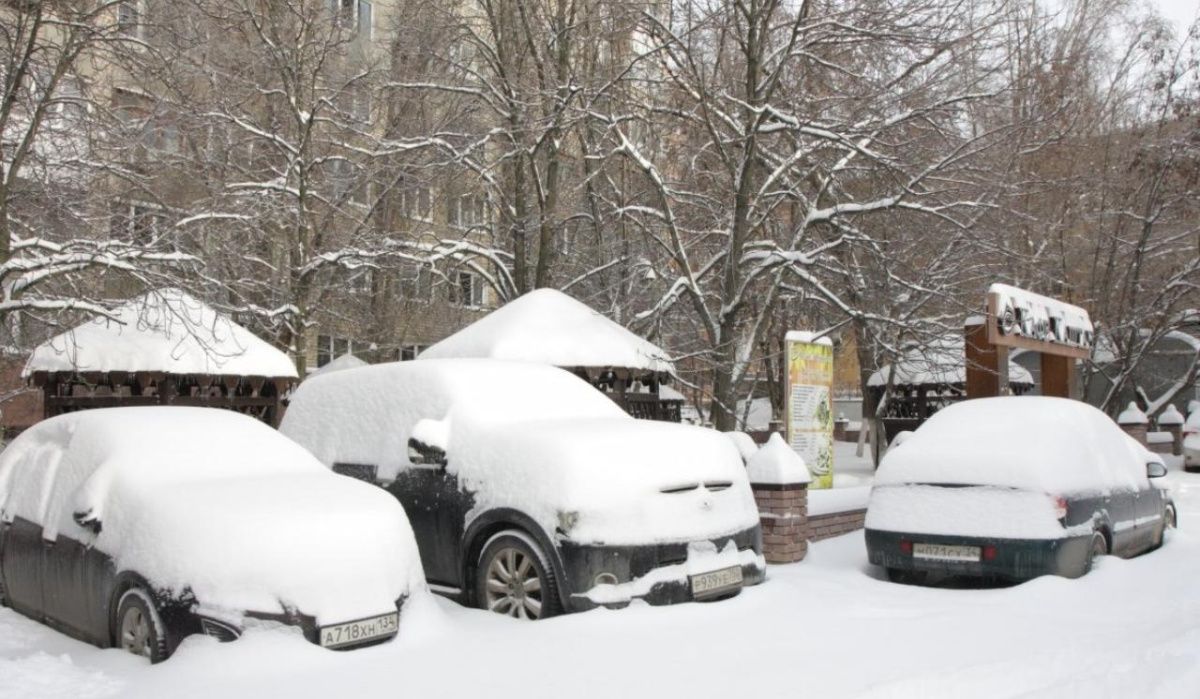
[
  {"xmin": 24, "ymin": 289, "xmax": 298, "ymax": 427},
  {"xmin": 420, "ymin": 289, "xmax": 681, "ymax": 422},
  {"xmin": 867, "ymin": 336, "xmax": 1033, "ymax": 443}
]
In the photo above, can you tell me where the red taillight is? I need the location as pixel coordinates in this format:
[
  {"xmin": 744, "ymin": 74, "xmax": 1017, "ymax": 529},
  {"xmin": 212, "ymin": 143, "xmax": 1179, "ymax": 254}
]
[
  {"xmin": 899, "ymin": 539, "xmax": 913, "ymax": 554},
  {"xmin": 982, "ymin": 545, "xmax": 997, "ymax": 561},
  {"xmin": 1053, "ymin": 496, "xmax": 1069, "ymax": 520}
]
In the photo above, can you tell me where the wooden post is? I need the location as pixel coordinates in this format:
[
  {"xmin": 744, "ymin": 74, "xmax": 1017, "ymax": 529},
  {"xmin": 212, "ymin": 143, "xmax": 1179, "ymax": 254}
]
[
  {"xmin": 965, "ymin": 318, "xmax": 1007, "ymax": 399},
  {"xmin": 1040, "ymin": 354, "xmax": 1077, "ymax": 399}
]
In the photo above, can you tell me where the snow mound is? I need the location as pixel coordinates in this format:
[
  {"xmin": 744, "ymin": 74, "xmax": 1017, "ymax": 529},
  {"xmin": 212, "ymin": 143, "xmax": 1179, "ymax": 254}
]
[
  {"xmin": 1158, "ymin": 404, "xmax": 1184, "ymax": 426},
  {"xmin": 307, "ymin": 353, "xmax": 368, "ymax": 378},
  {"xmin": 419, "ymin": 289, "xmax": 675, "ymax": 374},
  {"xmin": 875, "ymin": 397, "xmax": 1149, "ymax": 495},
  {"xmin": 745, "ymin": 433, "xmax": 811, "ymax": 485},
  {"xmin": 725, "ymin": 431, "xmax": 760, "ymax": 463},
  {"xmin": 23, "ymin": 289, "xmax": 297, "ymax": 378},
  {"xmin": 0, "ymin": 408, "xmax": 421, "ymax": 624},
  {"xmin": 1117, "ymin": 402, "xmax": 1148, "ymax": 425},
  {"xmin": 867, "ymin": 336, "xmax": 1033, "ymax": 387},
  {"xmin": 281, "ymin": 359, "xmax": 759, "ymax": 546}
]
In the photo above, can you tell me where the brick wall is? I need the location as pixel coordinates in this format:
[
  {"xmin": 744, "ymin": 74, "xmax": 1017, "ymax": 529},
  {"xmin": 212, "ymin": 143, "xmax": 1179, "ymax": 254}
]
[
  {"xmin": 751, "ymin": 483, "xmax": 808, "ymax": 564},
  {"xmin": 806, "ymin": 509, "xmax": 867, "ymax": 542}
]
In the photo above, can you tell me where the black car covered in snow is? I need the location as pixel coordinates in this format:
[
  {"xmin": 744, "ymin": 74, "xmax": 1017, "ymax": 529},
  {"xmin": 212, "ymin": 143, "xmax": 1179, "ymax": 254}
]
[
  {"xmin": 281, "ymin": 359, "xmax": 766, "ymax": 620},
  {"xmin": 0, "ymin": 408, "xmax": 423, "ymax": 662},
  {"xmin": 865, "ymin": 397, "xmax": 1176, "ymax": 584}
]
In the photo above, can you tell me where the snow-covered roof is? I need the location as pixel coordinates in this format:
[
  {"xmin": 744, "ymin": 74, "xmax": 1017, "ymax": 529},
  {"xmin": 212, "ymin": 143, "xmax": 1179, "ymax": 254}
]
[
  {"xmin": 867, "ymin": 336, "xmax": 1033, "ymax": 387},
  {"xmin": 23, "ymin": 288, "xmax": 298, "ymax": 379},
  {"xmin": 420, "ymin": 289, "xmax": 675, "ymax": 374},
  {"xmin": 307, "ymin": 353, "xmax": 368, "ymax": 378}
]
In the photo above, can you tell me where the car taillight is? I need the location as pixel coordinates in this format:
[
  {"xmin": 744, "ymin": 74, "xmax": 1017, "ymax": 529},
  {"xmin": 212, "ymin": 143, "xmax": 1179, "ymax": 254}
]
[
  {"xmin": 1053, "ymin": 496, "xmax": 1068, "ymax": 520},
  {"xmin": 899, "ymin": 539, "xmax": 912, "ymax": 554},
  {"xmin": 982, "ymin": 545, "xmax": 997, "ymax": 561}
]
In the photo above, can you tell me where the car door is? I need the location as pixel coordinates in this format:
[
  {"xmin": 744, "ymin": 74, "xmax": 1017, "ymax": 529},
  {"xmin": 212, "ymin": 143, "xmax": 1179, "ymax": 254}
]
[
  {"xmin": 0, "ymin": 446, "xmax": 61, "ymax": 619},
  {"xmin": 384, "ymin": 464, "xmax": 474, "ymax": 587},
  {"xmin": 1105, "ymin": 489, "xmax": 1141, "ymax": 556}
]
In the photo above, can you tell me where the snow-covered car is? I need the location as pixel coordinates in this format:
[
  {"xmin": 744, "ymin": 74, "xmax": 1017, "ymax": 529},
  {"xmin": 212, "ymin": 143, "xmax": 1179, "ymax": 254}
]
[
  {"xmin": 0, "ymin": 408, "xmax": 423, "ymax": 662},
  {"xmin": 280, "ymin": 359, "xmax": 766, "ymax": 620},
  {"xmin": 865, "ymin": 397, "xmax": 1176, "ymax": 584},
  {"xmin": 1182, "ymin": 410, "xmax": 1200, "ymax": 473}
]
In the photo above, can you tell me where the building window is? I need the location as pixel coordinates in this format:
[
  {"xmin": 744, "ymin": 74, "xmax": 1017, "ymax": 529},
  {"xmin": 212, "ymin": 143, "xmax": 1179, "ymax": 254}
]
[
  {"xmin": 400, "ymin": 344, "xmax": 423, "ymax": 361},
  {"xmin": 450, "ymin": 193, "xmax": 488, "ymax": 228},
  {"xmin": 315, "ymin": 334, "xmax": 355, "ymax": 368},
  {"xmin": 111, "ymin": 202, "xmax": 165, "ymax": 246},
  {"xmin": 399, "ymin": 263, "xmax": 433, "ymax": 303},
  {"xmin": 400, "ymin": 186, "xmax": 432, "ymax": 222},
  {"xmin": 451, "ymin": 270, "xmax": 484, "ymax": 308},
  {"xmin": 348, "ymin": 267, "xmax": 373, "ymax": 293},
  {"xmin": 46, "ymin": 75, "xmax": 87, "ymax": 125},
  {"xmin": 117, "ymin": 1, "xmax": 143, "ymax": 40},
  {"xmin": 330, "ymin": 0, "xmax": 372, "ymax": 39}
]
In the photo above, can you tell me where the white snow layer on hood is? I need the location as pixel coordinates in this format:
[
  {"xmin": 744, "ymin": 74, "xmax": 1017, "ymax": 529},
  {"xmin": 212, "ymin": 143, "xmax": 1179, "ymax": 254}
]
[
  {"xmin": 418, "ymin": 288, "xmax": 676, "ymax": 374},
  {"xmin": 874, "ymin": 396, "xmax": 1150, "ymax": 496},
  {"xmin": 281, "ymin": 360, "xmax": 759, "ymax": 545},
  {"xmin": 23, "ymin": 288, "xmax": 298, "ymax": 378},
  {"xmin": 0, "ymin": 408, "xmax": 422, "ymax": 624}
]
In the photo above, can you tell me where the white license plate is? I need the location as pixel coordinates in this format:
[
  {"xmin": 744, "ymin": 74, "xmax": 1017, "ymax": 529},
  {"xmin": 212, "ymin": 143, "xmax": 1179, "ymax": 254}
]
[
  {"xmin": 690, "ymin": 565, "xmax": 744, "ymax": 598},
  {"xmin": 913, "ymin": 543, "xmax": 981, "ymax": 562},
  {"xmin": 319, "ymin": 612, "xmax": 398, "ymax": 649}
]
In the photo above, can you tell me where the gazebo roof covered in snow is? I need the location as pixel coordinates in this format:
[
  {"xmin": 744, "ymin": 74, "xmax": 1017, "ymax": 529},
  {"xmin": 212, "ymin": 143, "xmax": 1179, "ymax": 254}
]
[
  {"xmin": 24, "ymin": 288, "xmax": 297, "ymax": 379},
  {"xmin": 420, "ymin": 289, "xmax": 675, "ymax": 375},
  {"xmin": 868, "ymin": 336, "xmax": 1033, "ymax": 388}
]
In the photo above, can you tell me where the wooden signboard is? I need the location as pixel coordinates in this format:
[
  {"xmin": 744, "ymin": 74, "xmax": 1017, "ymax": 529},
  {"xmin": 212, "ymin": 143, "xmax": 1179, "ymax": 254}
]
[{"xmin": 967, "ymin": 284, "xmax": 1093, "ymax": 400}]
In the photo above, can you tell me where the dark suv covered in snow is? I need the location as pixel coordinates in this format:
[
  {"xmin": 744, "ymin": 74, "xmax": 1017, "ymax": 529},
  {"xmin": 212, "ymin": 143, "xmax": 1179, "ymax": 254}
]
[{"xmin": 281, "ymin": 359, "xmax": 766, "ymax": 620}]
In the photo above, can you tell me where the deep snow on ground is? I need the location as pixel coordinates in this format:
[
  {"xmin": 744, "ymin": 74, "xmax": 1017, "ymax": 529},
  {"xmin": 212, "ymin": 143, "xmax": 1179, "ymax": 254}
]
[{"xmin": 2, "ymin": 457, "xmax": 1198, "ymax": 699}]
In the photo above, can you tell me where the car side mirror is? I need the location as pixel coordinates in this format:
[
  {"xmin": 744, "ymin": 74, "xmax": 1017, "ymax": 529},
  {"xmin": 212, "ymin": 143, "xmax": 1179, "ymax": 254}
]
[
  {"xmin": 1147, "ymin": 461, "xmax": 1168, "ymax": 479},
  {"xmin": 408, "ymin": 418, "xmax": 450, "ymax": 467},
  {"xmin": 72, "ymin": 509, "xmax": 101, "ymax": 534}
]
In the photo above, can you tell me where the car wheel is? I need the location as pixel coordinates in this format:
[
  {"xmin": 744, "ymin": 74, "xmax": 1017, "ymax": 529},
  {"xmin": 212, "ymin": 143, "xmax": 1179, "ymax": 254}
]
[
  {"xmin": 1154, "ymin": 505, "xmax": 1178, "ymax": 550},
  {"xmin": 1083, "ymin": 532, "xmax": 1107, "ymax": 575},
  {"xmin": 476, "ymin": 532, "xmax": 562, "ymax": 620},
  {"xmin": 115, "ymin": 588, "xmax": 169, "ymax": 663}
]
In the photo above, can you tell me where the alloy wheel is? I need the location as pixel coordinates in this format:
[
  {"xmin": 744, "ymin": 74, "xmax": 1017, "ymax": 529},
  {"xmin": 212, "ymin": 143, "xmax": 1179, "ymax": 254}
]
[
  {"xmin": 120, "ymin": 605, "xmax": 153, "ymax": 657},
  {"xmin": 484, "ymin": 546, "xmax": 544, "ymax": 620}
]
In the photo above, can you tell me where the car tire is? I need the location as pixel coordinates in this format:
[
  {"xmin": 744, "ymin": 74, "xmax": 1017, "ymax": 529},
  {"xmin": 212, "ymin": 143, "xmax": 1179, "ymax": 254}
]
[
  {"xmin": 476, "ymin": 531, "xmax": 562, "ymax": 620},
  {"xmin": 1154, "ymin": 505, "xmax": 1178, "ymax": 550},
  {"xmin": 114, "ymin": 588, "xmax": 170, "ymax": 663},
  {"xmin": 1083, "ymin": 532, "xmax": 1107, "ymax": 575}
]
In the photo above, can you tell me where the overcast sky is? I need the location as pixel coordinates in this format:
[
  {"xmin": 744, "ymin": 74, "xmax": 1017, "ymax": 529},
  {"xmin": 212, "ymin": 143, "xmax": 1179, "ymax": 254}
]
[{"xmin": 1151, "ymin": 0, "xmax": 1198, "ymax": 35}]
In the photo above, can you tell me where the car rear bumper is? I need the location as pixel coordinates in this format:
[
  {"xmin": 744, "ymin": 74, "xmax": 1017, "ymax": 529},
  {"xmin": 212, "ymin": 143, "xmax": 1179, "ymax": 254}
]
[
  {"xmin": 559, "ymin": 526, "xmax": 766, "ymax": 611},
  {"xmin": 865, "ymin": 528, "xmax": 1093, "ymax": 581}
]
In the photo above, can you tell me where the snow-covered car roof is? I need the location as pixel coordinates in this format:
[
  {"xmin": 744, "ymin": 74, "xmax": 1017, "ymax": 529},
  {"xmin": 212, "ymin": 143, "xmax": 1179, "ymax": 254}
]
[
  {"xmin": 282, "ymin": 359, "xmax": 759, "ymax": 545},
  {"xmin": 875, "ymin": 397, "xmax": 1150, "ymax": 495},
  {"xmin": 0, "ymin": 407, "xmax": 421, "ymax": 624},
  {"xmin": 23, "ymin": 288, "xmax": 298, "ymax": 378},
  {"xmin": 419, "ymin": 289, "xmax": 676, "ymax": 375}
]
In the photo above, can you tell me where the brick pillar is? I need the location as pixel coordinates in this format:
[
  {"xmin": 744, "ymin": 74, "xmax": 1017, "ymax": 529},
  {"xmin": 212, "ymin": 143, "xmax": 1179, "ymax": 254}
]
[
  {"xmin": 1163, "ymin": 424, "xmax": 1183, "ymax": 456},
  {"xmin": 751, "ymin": 482, "xmax": 808, "ymax": 564}
]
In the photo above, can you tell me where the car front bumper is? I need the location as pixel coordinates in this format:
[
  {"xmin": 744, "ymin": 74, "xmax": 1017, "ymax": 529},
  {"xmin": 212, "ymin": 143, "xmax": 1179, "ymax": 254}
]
[
  {"xmin": 865, "ymin": 528, "xmax": 1094, "ymax": 581},
  {"xmin": 558, "ymin": 526, "xmax": 766, "ymax": 612},
  {"xmin": 195, "ymin": 596, "xmax": 407, "ymax": 651}
]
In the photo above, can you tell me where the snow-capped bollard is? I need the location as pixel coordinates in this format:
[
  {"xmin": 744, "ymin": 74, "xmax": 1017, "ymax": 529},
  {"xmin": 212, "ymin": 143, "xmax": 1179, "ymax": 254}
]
[
  {"xmin": 1157, "ymin": 404, "xmax": 1185, "ymax": 456},
  {"xmin": 1117, "ymin": 402, "xmax": 1149, "ymax": 446},
  {"xmin": 747, "ymin": 434, "xmax": 812, "ymax": 564}
]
